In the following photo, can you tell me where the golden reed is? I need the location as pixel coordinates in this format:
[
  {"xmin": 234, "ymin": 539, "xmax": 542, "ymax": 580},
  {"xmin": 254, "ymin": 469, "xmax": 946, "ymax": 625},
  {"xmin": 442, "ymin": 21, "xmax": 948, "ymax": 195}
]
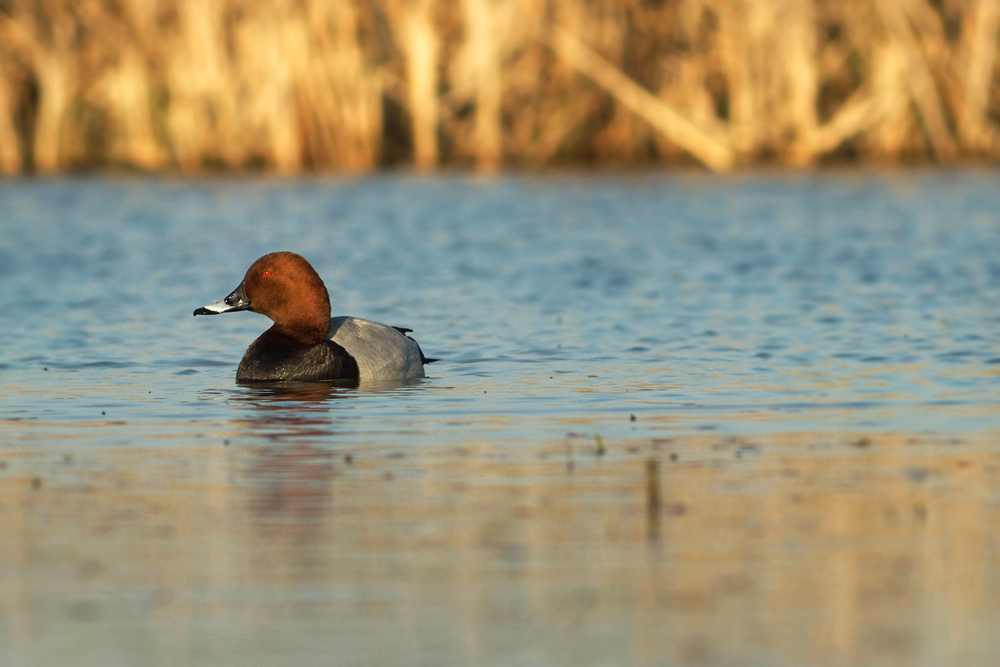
[{"xmin": 0, "ymin": 0, "xmax": 997, "ymax": 174}]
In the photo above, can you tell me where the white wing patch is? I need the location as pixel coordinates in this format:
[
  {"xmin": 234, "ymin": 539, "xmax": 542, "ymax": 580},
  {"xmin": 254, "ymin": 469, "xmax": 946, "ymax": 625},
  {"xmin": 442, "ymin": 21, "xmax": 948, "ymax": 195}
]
[{"xmin": 328, "ymin": 317, "xmax": 426, "ymax": 382}]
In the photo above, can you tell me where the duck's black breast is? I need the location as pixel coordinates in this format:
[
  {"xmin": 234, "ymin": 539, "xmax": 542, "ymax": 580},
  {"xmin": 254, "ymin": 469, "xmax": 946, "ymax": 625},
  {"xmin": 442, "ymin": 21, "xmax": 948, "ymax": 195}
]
[{"xmin": 236, "ymin": 335, "xmax": 360, "ymax": 383}]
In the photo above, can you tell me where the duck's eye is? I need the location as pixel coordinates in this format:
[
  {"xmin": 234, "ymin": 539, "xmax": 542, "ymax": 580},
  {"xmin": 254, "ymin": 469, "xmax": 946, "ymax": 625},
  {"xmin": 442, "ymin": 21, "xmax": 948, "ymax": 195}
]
[{"xmin": 262, "ymin": 270, "xmax": 271, "ymax": 277}]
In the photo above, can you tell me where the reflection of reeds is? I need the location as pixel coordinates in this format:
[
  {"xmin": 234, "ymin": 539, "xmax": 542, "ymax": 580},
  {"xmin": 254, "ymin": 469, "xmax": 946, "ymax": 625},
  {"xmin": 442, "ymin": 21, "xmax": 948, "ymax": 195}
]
[
  {"xmin": 645, "ymin": 457, "xmax": 661, "ymax": 542},
  {"xmin": 0, "ymin": 0, "xmax": 998, "ymax": 174}
]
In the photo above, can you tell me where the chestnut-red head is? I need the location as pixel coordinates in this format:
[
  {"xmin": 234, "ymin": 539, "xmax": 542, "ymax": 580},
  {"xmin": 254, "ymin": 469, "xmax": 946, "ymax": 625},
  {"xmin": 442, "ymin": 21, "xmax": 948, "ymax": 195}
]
[{"xmin": 194, "ymin": 251, "xmax": 332, "ymax": 346}]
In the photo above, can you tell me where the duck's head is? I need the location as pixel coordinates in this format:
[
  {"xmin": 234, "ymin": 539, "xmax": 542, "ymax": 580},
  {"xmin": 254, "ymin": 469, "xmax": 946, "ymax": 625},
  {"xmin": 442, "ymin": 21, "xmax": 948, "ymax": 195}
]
[{"xmin": 194, "ymin": 251, "xmax": 332, "ymax": 345}]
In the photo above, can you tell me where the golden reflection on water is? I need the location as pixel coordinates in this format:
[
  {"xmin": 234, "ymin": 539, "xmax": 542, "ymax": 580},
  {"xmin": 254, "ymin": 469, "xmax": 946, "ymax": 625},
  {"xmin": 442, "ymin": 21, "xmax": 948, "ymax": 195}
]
[{"xmin": 3, "ymin": 429, "xmax": 1000, "ymax": 666}]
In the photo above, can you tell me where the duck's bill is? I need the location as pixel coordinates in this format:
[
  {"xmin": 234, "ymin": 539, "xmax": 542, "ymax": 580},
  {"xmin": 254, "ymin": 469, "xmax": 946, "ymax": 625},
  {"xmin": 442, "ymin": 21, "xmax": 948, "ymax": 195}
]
[
  {"xmin": 193, "ymin": 301, "xmax": 238, "ymax": 315},
  {"xmin": 193, "ymin": 282, "xmax": 251, "ymax": 316}
]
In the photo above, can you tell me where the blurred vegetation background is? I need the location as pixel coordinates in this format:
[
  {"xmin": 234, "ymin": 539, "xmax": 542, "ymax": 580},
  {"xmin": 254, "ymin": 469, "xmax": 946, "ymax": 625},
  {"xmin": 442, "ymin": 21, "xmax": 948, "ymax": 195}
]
[{"xmin": 0, "ymin": 0, "xmax": 998, "ymax": 174}]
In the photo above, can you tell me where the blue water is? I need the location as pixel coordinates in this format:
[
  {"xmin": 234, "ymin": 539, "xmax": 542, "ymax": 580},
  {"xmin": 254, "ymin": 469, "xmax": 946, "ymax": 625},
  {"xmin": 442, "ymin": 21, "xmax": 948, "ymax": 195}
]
[
  {"xmin": 3, "ymin": 171, "xmax": 1000, "ymax": 446},
  {"xmin": 7, "ymin": 172, "xmax": 1000, "ymax": 667}
]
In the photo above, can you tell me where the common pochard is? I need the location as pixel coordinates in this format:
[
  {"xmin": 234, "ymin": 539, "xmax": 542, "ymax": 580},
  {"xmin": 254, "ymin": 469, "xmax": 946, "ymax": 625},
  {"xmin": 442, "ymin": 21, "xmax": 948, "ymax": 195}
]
[{"xmin": 194, "ymin": 251, "xmax": 435, "ymax": 383}]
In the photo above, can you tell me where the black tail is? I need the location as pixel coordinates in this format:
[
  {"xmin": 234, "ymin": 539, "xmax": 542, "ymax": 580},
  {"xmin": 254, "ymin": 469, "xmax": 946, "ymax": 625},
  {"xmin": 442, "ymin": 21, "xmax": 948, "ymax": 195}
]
[
  {"xmin": 418, "ymin": 344, "xmax": 438, "ymax": 364},
  {"xmin": 395, "ymin": 326, "xmax": 438, "ymax": 365}
]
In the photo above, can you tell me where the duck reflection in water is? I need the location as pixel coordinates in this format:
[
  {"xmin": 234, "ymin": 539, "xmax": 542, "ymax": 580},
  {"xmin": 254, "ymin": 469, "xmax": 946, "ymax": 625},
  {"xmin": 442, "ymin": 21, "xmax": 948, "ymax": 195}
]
[
  {"xmin": 230, "ymin": 379, "xmax": 421, "ymax": 439},
  {"xmin": 227, "ymin": 381, "xmax": 415, "ymax": 534},
  {"xmin": 229, "ymin": 383, "xmax": 349, "ymax": 532},
  {"xmin": 232, "ymin": 382, "xmax": 344, "ymax": 439}
]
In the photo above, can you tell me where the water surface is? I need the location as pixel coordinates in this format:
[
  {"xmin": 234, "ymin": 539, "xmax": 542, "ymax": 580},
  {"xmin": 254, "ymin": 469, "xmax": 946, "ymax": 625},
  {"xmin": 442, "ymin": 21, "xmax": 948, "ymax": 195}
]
[{"xmin": 3, "ymin": 172, "xmax": 1000, "ymax": 665}]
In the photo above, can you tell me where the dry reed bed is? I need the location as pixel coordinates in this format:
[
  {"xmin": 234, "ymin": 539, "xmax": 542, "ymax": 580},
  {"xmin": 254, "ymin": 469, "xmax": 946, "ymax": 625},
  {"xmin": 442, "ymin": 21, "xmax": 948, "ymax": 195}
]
[{"xmin": 0, "ymin": 0, "xmax": 998, "ymax": 174}]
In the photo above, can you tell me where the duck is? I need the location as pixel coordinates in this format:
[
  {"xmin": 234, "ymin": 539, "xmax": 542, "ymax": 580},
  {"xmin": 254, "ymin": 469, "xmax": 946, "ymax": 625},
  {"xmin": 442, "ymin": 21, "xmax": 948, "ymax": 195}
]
[{"xmin": 194, "ymin": 251, "xmax": 435, "ymax": 383}]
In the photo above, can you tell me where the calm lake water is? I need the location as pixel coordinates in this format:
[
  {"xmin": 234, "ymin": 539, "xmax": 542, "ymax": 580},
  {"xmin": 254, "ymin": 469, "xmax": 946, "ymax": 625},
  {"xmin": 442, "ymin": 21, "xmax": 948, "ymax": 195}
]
[{"xmin": 3, "ymin": 171, "xmax": 1000, "ymax": 666}]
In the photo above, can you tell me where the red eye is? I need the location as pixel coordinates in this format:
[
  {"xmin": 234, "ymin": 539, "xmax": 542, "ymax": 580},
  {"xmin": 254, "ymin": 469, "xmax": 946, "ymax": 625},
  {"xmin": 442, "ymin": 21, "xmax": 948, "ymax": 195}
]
[{"xmin": 262, "ymin": 270, "xmax": 271, "ymax": 277}]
